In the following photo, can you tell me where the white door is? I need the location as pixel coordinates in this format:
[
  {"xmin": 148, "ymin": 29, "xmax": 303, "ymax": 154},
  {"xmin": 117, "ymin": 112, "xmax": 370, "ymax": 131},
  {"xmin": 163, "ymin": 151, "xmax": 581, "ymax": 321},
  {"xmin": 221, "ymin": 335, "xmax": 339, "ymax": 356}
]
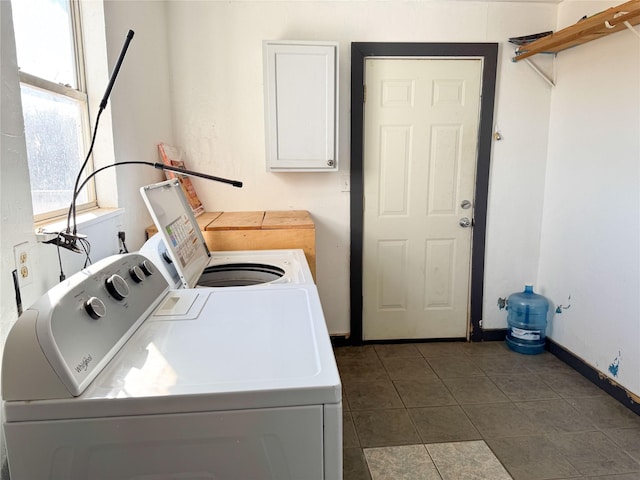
[{"xmin": 363, "ymin": 58, "xmax": 482, "ymax": 340}]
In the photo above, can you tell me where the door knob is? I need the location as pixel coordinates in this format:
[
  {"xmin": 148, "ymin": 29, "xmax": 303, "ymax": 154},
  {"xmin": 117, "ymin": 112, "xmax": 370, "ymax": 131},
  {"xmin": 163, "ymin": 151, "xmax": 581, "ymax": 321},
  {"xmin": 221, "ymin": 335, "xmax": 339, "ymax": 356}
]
[{"xmin": 459, "ymin": 217, "xmax": 473, "ymax": 228}]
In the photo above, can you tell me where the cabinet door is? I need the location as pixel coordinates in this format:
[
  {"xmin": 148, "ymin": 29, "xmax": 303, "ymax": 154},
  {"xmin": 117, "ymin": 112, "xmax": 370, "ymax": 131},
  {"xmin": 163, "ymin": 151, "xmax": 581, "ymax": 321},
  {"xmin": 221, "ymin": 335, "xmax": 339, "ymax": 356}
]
[{"xmin": 263, "ymin": 41, "xmax": 338, "ymax": 171}]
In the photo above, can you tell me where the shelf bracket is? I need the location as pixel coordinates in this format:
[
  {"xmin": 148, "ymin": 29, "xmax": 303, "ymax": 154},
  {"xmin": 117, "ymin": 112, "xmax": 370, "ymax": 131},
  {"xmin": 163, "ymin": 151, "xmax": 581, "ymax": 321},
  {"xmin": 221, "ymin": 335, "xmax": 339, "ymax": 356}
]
[
  {"xmin": 623, "ymin": 20, "xmax": 640, "ymax": 38},
  {"xmin": 523, "ymin": 58, "xmax": 556, "ymax": 88}
]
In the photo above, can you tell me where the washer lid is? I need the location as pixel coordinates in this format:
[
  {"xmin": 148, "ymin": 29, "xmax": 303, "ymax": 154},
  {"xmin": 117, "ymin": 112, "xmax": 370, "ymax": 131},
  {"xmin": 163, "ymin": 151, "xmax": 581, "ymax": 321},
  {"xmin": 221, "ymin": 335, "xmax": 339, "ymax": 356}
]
[{"xmin": 140, "ymin": 180, "xmax": 209, "ymax": 288}]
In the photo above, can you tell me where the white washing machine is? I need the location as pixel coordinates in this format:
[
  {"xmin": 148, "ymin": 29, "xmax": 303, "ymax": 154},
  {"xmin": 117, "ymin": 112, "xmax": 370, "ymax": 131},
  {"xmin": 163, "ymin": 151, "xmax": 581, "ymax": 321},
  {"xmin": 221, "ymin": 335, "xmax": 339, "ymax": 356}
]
[
  {"xmin": 140, "ymin": 233, "xmax": 313, "ymax": 288},
  {"xmin": 2, "ymin": 253, "xmax": 342, "ymax": 479},
  {"xmin": 139, "ymin": 179, "xmax": 314, "ymax": 289}
]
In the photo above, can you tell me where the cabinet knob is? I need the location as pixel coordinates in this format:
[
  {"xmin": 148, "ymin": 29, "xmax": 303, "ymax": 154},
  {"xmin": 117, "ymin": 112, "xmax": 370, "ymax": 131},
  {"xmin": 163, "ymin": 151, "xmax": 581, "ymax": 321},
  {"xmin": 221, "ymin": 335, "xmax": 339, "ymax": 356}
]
[{"xmin": 327, "ymin": 159, "xmax": 335, "ymax": 167}]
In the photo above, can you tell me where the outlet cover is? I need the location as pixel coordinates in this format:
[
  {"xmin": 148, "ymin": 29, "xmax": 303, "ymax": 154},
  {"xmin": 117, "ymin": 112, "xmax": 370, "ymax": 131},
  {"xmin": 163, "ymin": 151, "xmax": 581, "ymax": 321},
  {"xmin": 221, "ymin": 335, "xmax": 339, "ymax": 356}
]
[{"xmin": 13, "ymin": 242, "xmax": 33, "ymax": 287}]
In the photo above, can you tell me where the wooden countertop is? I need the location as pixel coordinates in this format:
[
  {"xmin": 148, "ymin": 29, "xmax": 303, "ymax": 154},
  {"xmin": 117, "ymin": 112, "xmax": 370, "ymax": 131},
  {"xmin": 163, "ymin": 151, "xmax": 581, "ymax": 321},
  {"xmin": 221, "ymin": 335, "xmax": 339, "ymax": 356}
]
[
  {"xmin": 263, "ymin": 210, "xmax": 314, "ymax": 229},
  {"xmin": 203, "ymin": 210, "xmax": 313, "ymax": 231}
]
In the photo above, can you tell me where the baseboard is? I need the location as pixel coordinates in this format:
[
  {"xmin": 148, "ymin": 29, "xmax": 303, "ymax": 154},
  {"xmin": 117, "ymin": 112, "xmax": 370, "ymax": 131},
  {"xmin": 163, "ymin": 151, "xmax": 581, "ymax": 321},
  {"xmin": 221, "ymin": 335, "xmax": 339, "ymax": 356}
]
[
  {"xmin": 364, "ymin": 338, "xmax": 467, "ymax": 345},
  {"xmin": 481, "ymin": 328, "xmax": 507, "ymax": 341},
  {"xmin": 333, "ymin": 330, "xmax": 507, "ymax": 345},
  {"xmin": 333, "ymin": 327, "xmax": 507, "ymax": 345},
  {"xmin": 546, "ymin": 338, "xmax": 640, "ymax": 416},
  {"xmin": 330, "ymin": 335, "xmax": 352, "ymax": 347},
  {"xmin": 331, "ymin": 336, "xmax": 467, "ymax": 346}
]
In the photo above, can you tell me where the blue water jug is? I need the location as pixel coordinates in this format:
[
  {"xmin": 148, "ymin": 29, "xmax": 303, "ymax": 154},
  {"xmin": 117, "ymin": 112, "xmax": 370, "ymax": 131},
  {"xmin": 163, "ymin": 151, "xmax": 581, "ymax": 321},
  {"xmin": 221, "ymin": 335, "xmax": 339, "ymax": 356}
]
[{"xmin": 505, "ymin": 285, "xmax": 549, "ymax": 355}]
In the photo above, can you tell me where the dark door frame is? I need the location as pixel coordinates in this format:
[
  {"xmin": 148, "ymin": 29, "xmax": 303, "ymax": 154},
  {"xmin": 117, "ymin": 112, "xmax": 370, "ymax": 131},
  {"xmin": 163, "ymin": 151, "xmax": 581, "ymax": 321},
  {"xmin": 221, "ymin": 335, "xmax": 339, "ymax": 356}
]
[{"xmin": 350, "ymin": 42, "xmax": 498, "ymax": 344}]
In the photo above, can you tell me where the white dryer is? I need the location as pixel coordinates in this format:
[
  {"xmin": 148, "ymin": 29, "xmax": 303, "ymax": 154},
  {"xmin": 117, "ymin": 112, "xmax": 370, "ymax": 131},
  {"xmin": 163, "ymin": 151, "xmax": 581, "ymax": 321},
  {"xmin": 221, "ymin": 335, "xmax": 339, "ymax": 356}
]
[
  {"xmin": 139, "ymin": 179, "xmax": 314, "ymax": 289},
  {"xmin": 2, "ymin": 253, "xmax": 342, "ymax": 479}
]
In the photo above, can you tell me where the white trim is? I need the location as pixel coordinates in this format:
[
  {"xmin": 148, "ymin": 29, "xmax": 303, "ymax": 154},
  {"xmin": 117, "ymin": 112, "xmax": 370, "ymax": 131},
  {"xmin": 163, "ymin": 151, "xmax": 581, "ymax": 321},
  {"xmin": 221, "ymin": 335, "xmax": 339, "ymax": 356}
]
[{"xmin": 35, "ymin": 208, "xmax": 124, "ymax": 241}]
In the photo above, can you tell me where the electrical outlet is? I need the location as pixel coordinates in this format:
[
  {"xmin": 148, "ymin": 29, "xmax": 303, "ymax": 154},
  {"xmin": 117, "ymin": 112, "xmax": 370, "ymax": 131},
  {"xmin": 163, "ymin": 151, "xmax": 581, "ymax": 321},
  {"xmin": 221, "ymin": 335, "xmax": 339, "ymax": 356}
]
[{"xmin": 14, "ymin": 242, "xmax": 33, "ymax": 287}]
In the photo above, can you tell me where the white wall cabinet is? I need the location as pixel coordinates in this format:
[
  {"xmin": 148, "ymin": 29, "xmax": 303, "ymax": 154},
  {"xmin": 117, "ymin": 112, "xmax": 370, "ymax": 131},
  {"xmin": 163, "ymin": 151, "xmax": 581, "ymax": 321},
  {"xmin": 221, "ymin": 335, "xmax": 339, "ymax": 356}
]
[{"xmin": 263, "ymin": 41, "xmax": 338, "ymax": 172}]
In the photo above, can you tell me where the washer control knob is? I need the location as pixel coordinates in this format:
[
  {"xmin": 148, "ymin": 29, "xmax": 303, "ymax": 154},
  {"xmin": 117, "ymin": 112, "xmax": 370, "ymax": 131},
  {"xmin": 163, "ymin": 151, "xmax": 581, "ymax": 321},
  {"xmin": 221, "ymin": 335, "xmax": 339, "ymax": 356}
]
[
  {"xmin": 161, "ymin": 252, "xmax": 173, "ymax": 264},
  {"xmin": 105, "ymin": 274, "xmax": 130, "ymax": 301},
  {"xmin": 140, "ymin": 260, "xmax": 156, "ymax": 276},
  {"xmin": 85, "ymin": 296, "xmax": 106, "ymax": 320},
  {"xmin": 129, "ymin": 265, "xmax": 145, "ymax": 283}
]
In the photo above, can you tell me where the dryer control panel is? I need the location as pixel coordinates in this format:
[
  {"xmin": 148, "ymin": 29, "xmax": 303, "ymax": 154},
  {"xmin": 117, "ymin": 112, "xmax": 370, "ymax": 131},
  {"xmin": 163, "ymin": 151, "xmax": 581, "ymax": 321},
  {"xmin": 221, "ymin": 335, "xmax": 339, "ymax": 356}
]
[{"xmin": 2, "ymin": 253, "xmax": 169, "ymax": 401}]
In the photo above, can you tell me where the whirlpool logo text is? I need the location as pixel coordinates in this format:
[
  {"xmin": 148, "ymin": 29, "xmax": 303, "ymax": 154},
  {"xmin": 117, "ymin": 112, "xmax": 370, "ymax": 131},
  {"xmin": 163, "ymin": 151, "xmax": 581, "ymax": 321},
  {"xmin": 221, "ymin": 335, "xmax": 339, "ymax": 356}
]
[{"xmin": 75, "ymin": 355, "xmax": 93, "ymax": 373}]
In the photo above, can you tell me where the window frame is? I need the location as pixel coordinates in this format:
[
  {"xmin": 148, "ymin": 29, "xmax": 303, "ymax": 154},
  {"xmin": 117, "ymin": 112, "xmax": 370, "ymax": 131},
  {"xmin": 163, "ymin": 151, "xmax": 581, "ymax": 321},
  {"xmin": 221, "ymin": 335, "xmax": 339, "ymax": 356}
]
[{"xmin": 16, "ymin": 0, "xmax": 97, "ymax": 224}]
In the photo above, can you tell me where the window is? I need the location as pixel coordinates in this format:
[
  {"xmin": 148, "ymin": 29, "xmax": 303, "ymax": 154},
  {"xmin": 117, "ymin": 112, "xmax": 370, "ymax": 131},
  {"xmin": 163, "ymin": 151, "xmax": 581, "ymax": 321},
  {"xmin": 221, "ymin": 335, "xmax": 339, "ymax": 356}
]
[{"xmin": 11, "ymin": 0, "xmax": 95, "ymax": 222}]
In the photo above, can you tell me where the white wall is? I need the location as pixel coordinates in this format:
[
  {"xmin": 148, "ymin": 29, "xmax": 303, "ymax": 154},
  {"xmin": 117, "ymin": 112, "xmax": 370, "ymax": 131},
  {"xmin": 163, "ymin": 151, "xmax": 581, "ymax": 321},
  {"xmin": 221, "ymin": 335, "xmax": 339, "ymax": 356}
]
[
  {"xmin": 163, "ymin": 0, "xmax": 557, "ymax": 334},
  {"xmin": 0, "ymin": 0, "xmax": 37, "ymax": 356},
  {"xmin": 482, "ymin": 3, "xmax": 557, "ymax": 329},
  {"xmin": 103, "ymin": 0, "xmax": 176, "ymax": 247},
  {"xmin": 538, "ymin": 0, "xmax": 640, "ymax": 395},
  {"xmin": 0, "ymin": 1, "xmax": 40, "ymax": 471}
]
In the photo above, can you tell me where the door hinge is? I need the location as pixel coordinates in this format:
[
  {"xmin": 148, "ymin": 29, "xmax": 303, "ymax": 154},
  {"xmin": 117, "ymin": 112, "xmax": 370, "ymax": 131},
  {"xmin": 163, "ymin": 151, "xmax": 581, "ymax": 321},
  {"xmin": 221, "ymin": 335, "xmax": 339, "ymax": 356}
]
[{"xmin": 363, "ymin": 84, "xmax": 367, "ymax": 103}]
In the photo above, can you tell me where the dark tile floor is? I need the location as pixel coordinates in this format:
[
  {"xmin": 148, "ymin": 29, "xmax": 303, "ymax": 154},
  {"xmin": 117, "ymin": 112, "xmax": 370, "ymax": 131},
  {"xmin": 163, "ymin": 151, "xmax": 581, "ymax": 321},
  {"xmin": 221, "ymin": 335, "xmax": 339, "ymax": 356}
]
[{"xmin": 335, "ymin": 341, "xmax": 640, "ymax": 480}]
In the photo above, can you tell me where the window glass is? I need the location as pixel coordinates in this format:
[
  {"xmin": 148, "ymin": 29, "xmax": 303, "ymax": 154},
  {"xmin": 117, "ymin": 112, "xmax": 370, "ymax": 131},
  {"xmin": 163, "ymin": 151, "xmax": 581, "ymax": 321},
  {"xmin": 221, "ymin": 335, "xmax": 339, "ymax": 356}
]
[
  {"xmin": 21, "ymin": 84, "xmax": 88, "ymax": 216},
  {"xmin": 12, "ymin": 0, "xmax": 77, "ymax": 88},
  {"xmin": 11, "ymin": 0, "xmax": 94, "ymax": 221}
]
